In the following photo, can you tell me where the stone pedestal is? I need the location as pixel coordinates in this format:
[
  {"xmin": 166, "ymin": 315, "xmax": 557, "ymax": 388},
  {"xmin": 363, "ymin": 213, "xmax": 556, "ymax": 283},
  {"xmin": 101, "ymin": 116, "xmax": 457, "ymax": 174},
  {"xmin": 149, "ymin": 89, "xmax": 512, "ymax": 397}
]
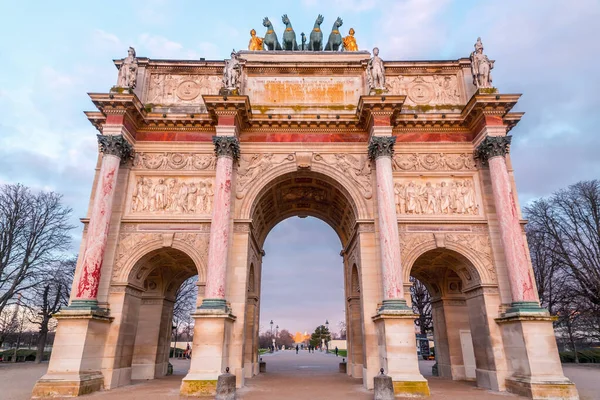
[
  {"xmin": 497, "ymin": 313, "xmax": 579, "ymax": 400},
  {"xmin": 180, "ymin": 309, "xmax": 236, "ymax": 396},
  {"xmin": 372, "ymin": 312, "xmax": 430, "ymax": 397},
  {"xmin": 31, "ymin": 310, "xmax": 112, "ymax": 398}
]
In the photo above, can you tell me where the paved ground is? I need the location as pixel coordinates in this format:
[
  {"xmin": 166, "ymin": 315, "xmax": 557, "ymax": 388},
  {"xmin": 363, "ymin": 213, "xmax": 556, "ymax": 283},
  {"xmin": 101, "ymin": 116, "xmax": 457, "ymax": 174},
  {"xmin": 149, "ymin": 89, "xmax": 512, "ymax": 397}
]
[{"xmin": 0, "ymin": 352, "xmax": 598, "ymax": 399}]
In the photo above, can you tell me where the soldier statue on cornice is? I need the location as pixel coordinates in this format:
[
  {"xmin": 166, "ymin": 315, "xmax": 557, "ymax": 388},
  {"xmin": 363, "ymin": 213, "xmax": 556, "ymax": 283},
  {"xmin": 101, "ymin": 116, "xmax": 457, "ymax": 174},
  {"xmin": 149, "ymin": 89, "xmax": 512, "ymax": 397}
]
[
  {"xmin": 367, "ymin": 47, "xmax": 386, "ymax": 93},
  {"xmin": 116, "ymin": 47, "xmax": 138, "ymax": 90},
  {"xmin": 470, "ymin": 37, "xmax": 494, "ymax": 89},
  {"xmin": 221, "ymin": 50, "xmax": 241, "ymax": 95}
]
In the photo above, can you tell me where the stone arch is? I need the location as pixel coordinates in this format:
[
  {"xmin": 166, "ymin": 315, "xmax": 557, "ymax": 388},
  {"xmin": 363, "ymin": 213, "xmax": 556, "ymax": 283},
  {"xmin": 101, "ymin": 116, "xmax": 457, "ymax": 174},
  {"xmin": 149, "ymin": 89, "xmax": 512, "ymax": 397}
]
[
  {"xmin": 401, "ymin": 233, "xmax": 496, "ymax": 289},
  {"xmin": 114, "ymin": 236, "xmax": 207, "ymax": 286},
  {"xmin": 237, "ymin": 156, "xmax": 370, "ymax": 222}
]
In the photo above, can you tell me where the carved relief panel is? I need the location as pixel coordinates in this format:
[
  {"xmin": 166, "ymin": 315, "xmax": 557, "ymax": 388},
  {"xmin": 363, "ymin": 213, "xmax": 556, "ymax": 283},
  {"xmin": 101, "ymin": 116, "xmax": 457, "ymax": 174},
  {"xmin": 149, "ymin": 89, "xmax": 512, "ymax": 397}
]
[
  {"xmin": 312, "ymin": 153, "xmax": 372, "ymax": 198},
  {"xmin": 386, "ymin": 75, "xmax": 464, "ymax": 107},
  {"xmin": 394, "ymin": 177, "xmax": 481, "ymax": 216},
  {"xmin": 127, "ymin": 176, "xmax": 215, "ymax": 216},
  {"xmin": 133, "ymin": 152, "xmax": 216, "ymax": 171},
  {"xmin": 393, "ymin": 153, "xmax": 476, "ymax": 172},
  {"xmin": 236, "ymin": 153, "xmax": 295, "ymax": 199},
  {"xmin": 144, "ymin": 74, "xmax": 221, "ymax": 111}
]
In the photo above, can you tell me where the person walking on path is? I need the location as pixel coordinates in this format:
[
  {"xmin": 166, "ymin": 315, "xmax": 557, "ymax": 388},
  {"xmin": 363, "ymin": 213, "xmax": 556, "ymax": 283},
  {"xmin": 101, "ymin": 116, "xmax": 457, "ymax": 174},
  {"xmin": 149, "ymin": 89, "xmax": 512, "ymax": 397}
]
[
  {"xmin": 296, "ymin": 345, "xmax": 299, "ymax": 354},
  {"xmin": 335, "ymin": 347, "xmax": 338, "ymax": 357}
]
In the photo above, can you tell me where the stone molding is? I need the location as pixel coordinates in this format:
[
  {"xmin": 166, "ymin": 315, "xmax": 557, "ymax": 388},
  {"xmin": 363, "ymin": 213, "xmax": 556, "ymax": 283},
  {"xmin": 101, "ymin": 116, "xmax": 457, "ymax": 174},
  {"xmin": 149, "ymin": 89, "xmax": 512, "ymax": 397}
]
[
  {"xmin": 475, "ymin": 135, "xmax": 511, "ymax": 164},
  {"xmin": 133, "ymin": 152, "xmax": 216, "ymax": 171},
  {"xmin": 213, "ymin": 136, "xmax": 240, "ymax": 160},
  {"xmin": 392, "ymin": 153, "xmax": 476, "ymax": 172},
  {"xmin": 368, "ymin": 136, "xmax": 396, "ymax": 160},
  {"xmin": 97, "ymin": 134, "xmax": 133, "ymax": 162}
]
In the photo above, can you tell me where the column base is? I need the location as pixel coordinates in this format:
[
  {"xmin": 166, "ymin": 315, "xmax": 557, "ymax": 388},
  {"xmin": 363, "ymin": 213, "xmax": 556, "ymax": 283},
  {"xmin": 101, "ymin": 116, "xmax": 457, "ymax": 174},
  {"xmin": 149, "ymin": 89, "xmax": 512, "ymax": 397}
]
[
  {"xmin": 198, "ymin": 298, "xmax": 228, "ymax": 311},
  {"xmin": 180, "ymin": 379, "xmax": 218, "ymax": 397},
  {"xmin": 378, "ymin": 299, "xmax": 412, "ymax": 313},
  {"xmin": 65, "ymin": 299, "xmax": 102, "ymax": 312},
  {"xmin": 505, "ymin": 301, "xmax": 548, "ymax": 315},
  {"xmin": 373, "ymin": 311, "xmax": 430, "ymax": 397},
  {"xmin": 31, "ymin": 372, "xmax": 104, "ymax": 398},
  {"xmin": 506, "ymin": 377, "xmax": 579, "ymax": 400}
]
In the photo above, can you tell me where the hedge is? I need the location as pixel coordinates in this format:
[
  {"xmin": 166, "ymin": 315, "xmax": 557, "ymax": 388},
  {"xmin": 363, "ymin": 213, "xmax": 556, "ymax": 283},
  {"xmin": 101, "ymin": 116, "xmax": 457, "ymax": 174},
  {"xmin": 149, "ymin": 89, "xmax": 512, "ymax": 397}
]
[
  {"xmin": 0, "ymin": 349, "xmax": 50, "ymax": 362},
  {"xmin": 559, "ymin": 348, "xmax": 600, "ymax": 363}
]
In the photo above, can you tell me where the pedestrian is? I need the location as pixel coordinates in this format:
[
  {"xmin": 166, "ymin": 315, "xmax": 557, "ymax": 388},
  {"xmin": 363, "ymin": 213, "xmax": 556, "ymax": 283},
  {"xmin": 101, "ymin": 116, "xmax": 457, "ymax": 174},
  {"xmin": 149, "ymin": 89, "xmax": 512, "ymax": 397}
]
[
  {"xmin": 335, "ymin": 346, "xmax": 338, "ymax": 357},
  {"xmin": 296, "ymin": 344, "xmax": 299, "ymax": 354}
]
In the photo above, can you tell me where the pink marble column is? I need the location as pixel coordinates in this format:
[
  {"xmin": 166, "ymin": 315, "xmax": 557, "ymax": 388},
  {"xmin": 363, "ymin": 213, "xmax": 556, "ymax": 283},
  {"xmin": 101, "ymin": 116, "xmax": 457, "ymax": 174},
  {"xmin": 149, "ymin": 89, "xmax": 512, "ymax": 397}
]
[
  {"xmin": 369, "ymin": 136, "xmax": 409, "ymax": 311},
  {"xmin": 73, "ymin": 134, "xmax": 132, "ymax": 306},
  {"xmin": 476, "ymin": 135, "xmax": 538, "ymax": 308},
  {"xmin": 200, "ymin": 135, "xmax": 239, "ymax": 310}
]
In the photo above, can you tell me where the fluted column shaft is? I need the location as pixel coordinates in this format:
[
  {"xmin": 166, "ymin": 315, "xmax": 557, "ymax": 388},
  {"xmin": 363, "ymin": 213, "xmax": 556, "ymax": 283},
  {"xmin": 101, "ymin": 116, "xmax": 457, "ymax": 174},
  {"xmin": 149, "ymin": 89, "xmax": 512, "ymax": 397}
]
[
  {"xmin": 74, "ymin": 134, "xmax": 132, "ymax": 304},
  {"xmin": 201, "ymin": 135, "xmax": 240, "ymax": 309},
  {"xmin": 476, "ymin": 136, "xmax": 537, "ymax": 307}
]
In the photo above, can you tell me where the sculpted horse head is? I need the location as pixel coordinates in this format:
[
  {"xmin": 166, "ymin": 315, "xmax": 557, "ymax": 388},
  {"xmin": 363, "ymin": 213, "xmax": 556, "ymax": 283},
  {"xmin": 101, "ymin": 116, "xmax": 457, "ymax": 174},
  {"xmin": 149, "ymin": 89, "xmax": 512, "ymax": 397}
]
[
  {"xmin": 281, "ymin": 14, "xmax": 298, "ymax": 51},
  {"xmin": 308, "ymin": 14, "xmax": 324, "ymax": 51},
  {"xmin": 262, "ymin": 17, "xmax": 282, "ymax": 50},
  {"xmin": 325, "ymin": 17, "xmax": 344, "ymax": 51}
]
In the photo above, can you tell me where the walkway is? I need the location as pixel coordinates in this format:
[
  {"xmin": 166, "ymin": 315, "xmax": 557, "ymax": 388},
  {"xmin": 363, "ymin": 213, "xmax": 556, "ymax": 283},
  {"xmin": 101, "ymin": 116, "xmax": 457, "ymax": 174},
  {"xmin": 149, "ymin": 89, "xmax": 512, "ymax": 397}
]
[{"xmin": 1, "ymin": 353, "xmax": 598, "ymax": 399}]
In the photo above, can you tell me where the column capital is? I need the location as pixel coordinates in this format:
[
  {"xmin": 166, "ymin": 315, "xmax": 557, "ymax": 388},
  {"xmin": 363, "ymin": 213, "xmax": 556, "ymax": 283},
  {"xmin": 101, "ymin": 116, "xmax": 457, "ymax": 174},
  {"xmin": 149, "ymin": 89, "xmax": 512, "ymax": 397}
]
[
  {"xmin": 368, "ymin": 136, "xmax": 396, "ymax": 160},
  {"xmin": 97, "ymin": 134, "xmax": 133, "ymax": 162},
  {"xmin": 212, "ymin": 136, "xmax": 240, "ymax": 160},
  {"xmin": 475, "ymin": 135, "xmax": 511, "ymax": 164}
]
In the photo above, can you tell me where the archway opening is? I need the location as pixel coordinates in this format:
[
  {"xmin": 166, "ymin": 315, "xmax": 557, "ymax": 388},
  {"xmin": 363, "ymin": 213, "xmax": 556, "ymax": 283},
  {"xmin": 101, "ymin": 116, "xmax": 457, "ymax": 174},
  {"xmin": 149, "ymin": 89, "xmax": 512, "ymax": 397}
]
[
  {"xmin": 126, "ymin": 247, "xmax": 201, "ymax": 381},
  {"xmin": 244, "ymin": 169, "xmax": 362, "ymax": 377},
  {"xmin": 409, "ymin": 248, "xmax": 486, "ymax": 384}
]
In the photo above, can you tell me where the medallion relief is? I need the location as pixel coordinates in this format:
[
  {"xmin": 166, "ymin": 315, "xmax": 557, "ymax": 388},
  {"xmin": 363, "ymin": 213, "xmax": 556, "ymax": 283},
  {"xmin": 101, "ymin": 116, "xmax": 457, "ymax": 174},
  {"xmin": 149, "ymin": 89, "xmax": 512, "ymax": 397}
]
[
  {"xmin": 387, "ymin": 75, "xmax": 462, "ymax": 106},
  {"xmin": 394, "ymin": 177, "xmax": 479, "ymax": 216},
  {"xmin": 312, "ymin": 153, "xmax": 372, "ymax": 198},
  {"xmin": 393, "ymin": 153, "xmax": 476, "ymax": 172},
  {"xmin": 133, "ymin": 152, "xmax": 216, "ymax": 171},
  {"xmin": 145, "ymin": 74, "xmax": 221, "ymax": 107},
  {"xmin": 236, "ymin": 153, "xmax": 295, "ymax": 198},
  {"xmin": 130, "ymin": 176, "xmax": 215, "ymax": 215}
]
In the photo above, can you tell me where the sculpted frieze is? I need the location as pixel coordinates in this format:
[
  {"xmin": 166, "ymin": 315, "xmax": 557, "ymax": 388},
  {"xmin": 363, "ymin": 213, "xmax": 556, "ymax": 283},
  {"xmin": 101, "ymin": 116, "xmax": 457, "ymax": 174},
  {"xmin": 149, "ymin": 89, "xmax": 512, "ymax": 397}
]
[
  {"xmin": 387, "ymin": 75, "xmax": 462, "ymax": 106},
  {"xmin": 445, "ymin": 233, "xmax": 496, "ymax": 282},
  {"xmin": 236, "ymin": 153, "xmax": 295, "ymax": 198},
  {"xmin": 393, "ymin": 153, "xmax": 476, "ymax": 172},
  {"xmin": 130, "ymin": 176, "xmax": 214, "ymax": 215},
  {"xmin": 145, "ymin": 74, "xmax": 221, "ymax": 107},
  {"xmin": 112, "ymin": 232, "xmax": 163, "ymax": 282},
  {"xmin": 133, "ymin": 152, "xmax": 216, "ymax": 171},
  {"xmin": 394, "ymin": 177, "xmax": 479, "ymax": 216},
  {"xmin": 313, "ymin": 153, "xmax": 372, "ymax": 198}
]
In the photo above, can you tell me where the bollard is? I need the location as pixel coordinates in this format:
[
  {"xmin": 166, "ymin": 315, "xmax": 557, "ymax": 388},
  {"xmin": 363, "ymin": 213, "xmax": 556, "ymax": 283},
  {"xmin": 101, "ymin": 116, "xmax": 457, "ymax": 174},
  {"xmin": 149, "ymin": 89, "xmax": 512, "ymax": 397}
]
[
  {"xmin": 339, "ymin": 358, "xmax": 347, "ymax": 373},
  {"xmin": 431, "ymin": 362, "xmax": 438, "ymax": 377},
  {"xmin": 215, "ymin": 367, "xmax": 236, "ymax": 400},
  {"xmin": 259, "ymin": 357, "xmax": 266, "ymax": 373},
  {"xmin": 374, "ymin": 368, "xmax": 394, "ymax": 400},
  {"xmin": 166, "ymin": 362, "xmax": 173, "ymax": 376}
]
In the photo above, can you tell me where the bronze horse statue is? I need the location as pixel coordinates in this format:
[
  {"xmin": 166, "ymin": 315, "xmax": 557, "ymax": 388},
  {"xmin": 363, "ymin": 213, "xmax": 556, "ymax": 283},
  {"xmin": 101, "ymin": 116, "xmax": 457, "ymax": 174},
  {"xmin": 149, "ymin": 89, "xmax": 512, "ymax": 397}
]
[
  {"xmin": 262, "ymin": 17, "xmax": 282, "ymax": 50},
  {"xmin": 281, "ymin": 14, "xmax": 298, "ymax": 51},
  {"xmin": 307, "ymin": 14, "xmax": 324, "ymax": 51},
  {"xmin": 325, "ymin": 17, "xmax": 343, "ymax": 51}
]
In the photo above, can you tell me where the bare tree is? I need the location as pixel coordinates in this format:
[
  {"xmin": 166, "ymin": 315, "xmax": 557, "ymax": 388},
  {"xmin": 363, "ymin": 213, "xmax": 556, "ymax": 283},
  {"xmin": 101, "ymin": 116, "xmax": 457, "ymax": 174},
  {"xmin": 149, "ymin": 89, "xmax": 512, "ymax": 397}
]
[
  {"xmin": 410, "ymin": 277, "xmax": 432, "ymax": 335},
  {"xmin": 0, "ymin": 184, "xmax": 73, "ymax": 316},
  {"xmin": 171, "ymin": 276, "xmax": 198, "ymax": 355},
  {"xmin": 278, "ymin": 329, "xmax": 295, "ymax": 348},
  {"xmin": 525, "ymin": 180, "xmax": 600, "ymax": 307},
  {"xmin": 337, "ymin": 321, "xmax": 347, "ymax": 340},
  {"xmin": 28, "ymin": 258, "xmax": 75, "ymax": 363}
]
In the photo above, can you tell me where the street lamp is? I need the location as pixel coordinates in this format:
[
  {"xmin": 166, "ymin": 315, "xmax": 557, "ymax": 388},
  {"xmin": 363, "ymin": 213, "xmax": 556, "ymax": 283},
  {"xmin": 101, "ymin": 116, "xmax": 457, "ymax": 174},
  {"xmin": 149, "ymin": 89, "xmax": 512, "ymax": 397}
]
[{"xmin": 270, "ymin": 320, "xmax": 274, "ymax": 352}]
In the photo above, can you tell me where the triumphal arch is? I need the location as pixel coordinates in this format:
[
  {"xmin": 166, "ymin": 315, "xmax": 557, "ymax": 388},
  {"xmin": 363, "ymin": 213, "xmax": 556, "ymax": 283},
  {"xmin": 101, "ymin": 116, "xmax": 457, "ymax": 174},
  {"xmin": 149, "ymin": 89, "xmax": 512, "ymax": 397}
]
[{"xmin": 33, "ymin": 25, "xmax": 578, "ymax": 399}]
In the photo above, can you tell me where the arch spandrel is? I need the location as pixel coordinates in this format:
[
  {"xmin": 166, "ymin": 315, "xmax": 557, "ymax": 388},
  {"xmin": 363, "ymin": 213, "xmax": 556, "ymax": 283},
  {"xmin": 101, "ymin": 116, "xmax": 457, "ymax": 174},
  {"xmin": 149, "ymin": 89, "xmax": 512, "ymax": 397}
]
[
  {"xmin": 236, "ymin": 153, "xmax": 372, "ymax": 222},
  {"xmin": 112, "ymin": 233, "xmax": 208, "ymax": 286},
  {"xmin": 401, "ymin": 231, "xmax": 497, "ymax": 289}
]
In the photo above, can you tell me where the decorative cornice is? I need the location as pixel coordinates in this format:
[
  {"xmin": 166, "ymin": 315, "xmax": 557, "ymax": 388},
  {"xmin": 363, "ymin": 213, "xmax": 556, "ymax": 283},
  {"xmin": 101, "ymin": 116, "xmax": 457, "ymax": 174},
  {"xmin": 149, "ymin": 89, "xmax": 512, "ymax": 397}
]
[
  {"xmin": 368, "ymin": 136, "xmax": 396, "ymax": 160},
  {"xmin": 474, "ymin": 135, "xmax": 511, "ymax": 164},
  {"xmin": 97, "ymin": 134, "xmax": 133, "ymax": 161},
  {"xmin": 213, "ymin": 136, "xmax": 240, "ymax": 160}
]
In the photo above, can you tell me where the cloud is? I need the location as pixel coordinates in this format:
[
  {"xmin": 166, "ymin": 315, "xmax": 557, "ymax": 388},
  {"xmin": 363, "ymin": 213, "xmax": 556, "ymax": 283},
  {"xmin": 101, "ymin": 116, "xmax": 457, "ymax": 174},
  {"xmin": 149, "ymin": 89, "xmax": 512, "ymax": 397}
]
[
  {"xmin": 91, "ymin": 29, "xmax": 123, "ymax": 53},
  {"xmin": 302, "ymin": 0, "xmax": 378, "ymax": 12}
]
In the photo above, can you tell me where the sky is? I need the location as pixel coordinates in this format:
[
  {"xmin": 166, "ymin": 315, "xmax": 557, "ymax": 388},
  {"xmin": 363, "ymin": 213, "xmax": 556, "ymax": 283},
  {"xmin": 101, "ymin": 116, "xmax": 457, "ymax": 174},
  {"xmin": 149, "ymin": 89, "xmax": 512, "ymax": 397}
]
[{"xmin": 1, "ymin": 0, "xmax": 599, "ymax": 334}]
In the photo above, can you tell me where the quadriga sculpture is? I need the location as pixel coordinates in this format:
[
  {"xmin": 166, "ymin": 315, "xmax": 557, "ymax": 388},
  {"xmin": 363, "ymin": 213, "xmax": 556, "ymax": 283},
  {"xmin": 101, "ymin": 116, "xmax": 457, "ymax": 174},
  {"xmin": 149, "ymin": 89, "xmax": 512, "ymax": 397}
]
[
  {"xmin": 262, "ymin": 17, "xmax": 282, "ymax": 50},
  {"xmin": 308, "ymin": 14, "xmax": 324, "ymax": 51},
  {"xmin": 325, "ymin": 17, "xmax": 343, "ymax": 51},
  {"xmin": 281, "ymin": 14, "xmax": 298, "ymax": 50}
]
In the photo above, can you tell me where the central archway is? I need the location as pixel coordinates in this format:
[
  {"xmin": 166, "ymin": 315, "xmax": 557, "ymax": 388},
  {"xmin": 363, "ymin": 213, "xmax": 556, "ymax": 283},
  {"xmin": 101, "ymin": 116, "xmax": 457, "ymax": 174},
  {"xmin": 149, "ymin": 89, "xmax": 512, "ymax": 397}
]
[{"xmin": 237, "ymin": 167, "xmax": 369, "ymax": 382}]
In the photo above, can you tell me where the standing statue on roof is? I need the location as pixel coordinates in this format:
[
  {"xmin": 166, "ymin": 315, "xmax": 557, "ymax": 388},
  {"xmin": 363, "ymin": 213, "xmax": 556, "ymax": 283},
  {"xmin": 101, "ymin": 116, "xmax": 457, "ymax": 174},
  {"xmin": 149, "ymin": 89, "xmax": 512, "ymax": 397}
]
[
  {"xmin": 470, "ymin": 37, "xmax": 494, "ymax": 89},
  {"xmin": 116, "ymin": 47, "xmax": 138, "ymax": 90},
  {"xmin": 342, "ymin": 28, "xmax": 358, "ymax": 51},
  {"xmin": 367, "ymin": 47, "xmax": 386, "ymax": 91},
  {"xmin": 222, "ymin": 50, "xmax": 241, "ymax": 94},
  {"xmin": 248, "ymin": 29, "xmax": 264, "ymax": 51}
]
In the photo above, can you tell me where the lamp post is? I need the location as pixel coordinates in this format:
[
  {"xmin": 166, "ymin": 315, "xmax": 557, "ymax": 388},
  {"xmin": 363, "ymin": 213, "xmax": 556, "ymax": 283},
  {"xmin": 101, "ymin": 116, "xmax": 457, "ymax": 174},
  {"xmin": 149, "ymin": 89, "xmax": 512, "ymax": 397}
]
[
  {"xmin": 270, "ymin": 320, "xmax": 274, "ymax": 353},
  {"xmin": 276, "ymin": 325, "xmax": 279, "ymax": 351}
]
